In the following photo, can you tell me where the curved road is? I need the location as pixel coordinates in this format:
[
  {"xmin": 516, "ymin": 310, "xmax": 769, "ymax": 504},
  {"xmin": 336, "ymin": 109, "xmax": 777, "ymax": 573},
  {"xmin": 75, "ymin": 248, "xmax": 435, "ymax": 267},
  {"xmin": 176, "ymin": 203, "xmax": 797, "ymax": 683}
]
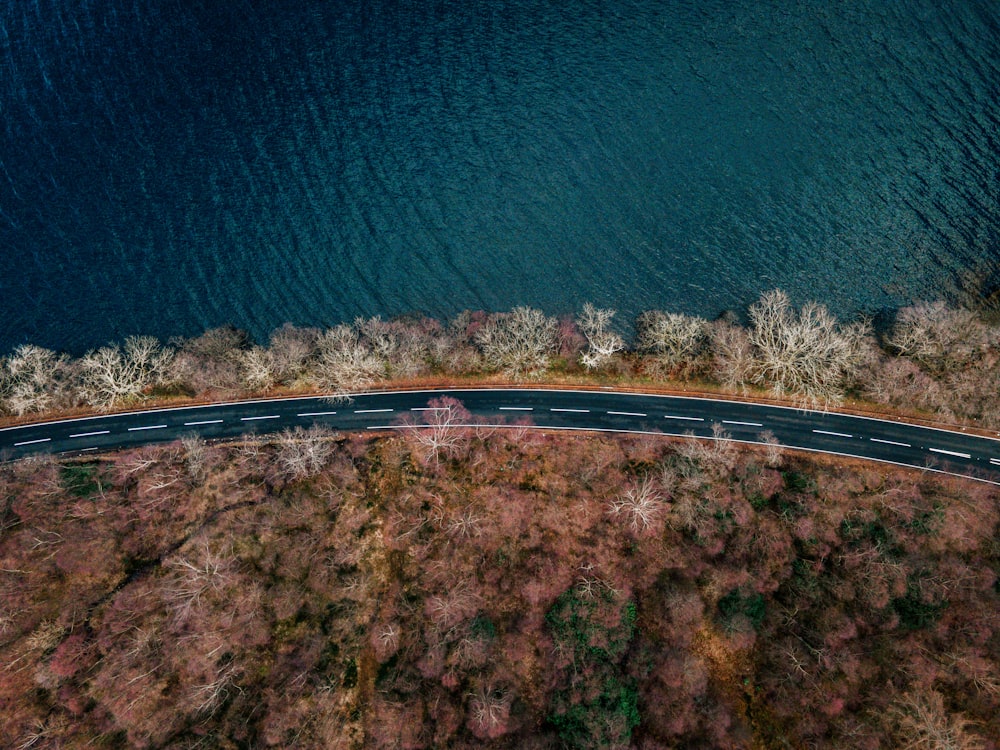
[{"xmin": 2, "ymin": 388, "xmax": 999, "ymax": 485}]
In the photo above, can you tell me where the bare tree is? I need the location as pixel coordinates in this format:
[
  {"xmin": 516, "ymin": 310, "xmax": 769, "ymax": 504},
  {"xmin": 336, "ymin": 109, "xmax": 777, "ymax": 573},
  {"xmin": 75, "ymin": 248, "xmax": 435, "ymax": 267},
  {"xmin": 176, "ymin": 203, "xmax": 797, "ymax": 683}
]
[
  {"xmin": 708, "ymin": 319, "xmax": 755, "ymax": 390},
  {"xmin": 885, "ymin": 301, "xmax": 993, "ymax": 374},
  {"xmin": 468, "ymin": 684, "xmax": 512, "ymax": 738},
  {"xmin": 77, "ymin": 336, "xmax": 174, "ymax": 409},
  {"xmin": 475, "ymin": 306, "xmax": 558, "ymax": 378},
  {"xmin": 267, "ymin": 323, "xmax": 318, "ymax": 386},
  {"xmin": 402, "ymin": 397, "xmax": 474, "ymax": 464},
  {"xmin": 577, "ymin": 303, "xmax": 625, "ymax": 370},
  {"xmin": 607, "ymin": 475, "xmax": 664, "ymax": 533},
  {"xmin": 273, "ymin": 425, "xmax": 336, "ymax": 481},
  {"xmin": 312, "ymin": 324, "xmax": 384, "ymax": 395},
  {"xmin": 180, "ymin": 434, "xmax": 210, "ymax": 483},
  {"xmin": 758, "ymin": 429, "xmax": 783, "ymax": 468},
  {"xmin": 747, "ymin": 290, "xmax": 871, "ymax": 403},
  {"xmin": 239, "ymin": 345, "xmax": 277, "ymax": 391},
  {"xmin": 1, "ymin": 345, "xmax": 70, "ymax": 415},
  {"xmin": 636, "ymin": 310, "xmax": 709, "ymax": 369},
  {"xmin": 168, "ymin": 326, "xmax": 248, "ymax": 396},
  {"xmin": 889, "ymin": 689, "xmax": 985, "ymax": 750}
]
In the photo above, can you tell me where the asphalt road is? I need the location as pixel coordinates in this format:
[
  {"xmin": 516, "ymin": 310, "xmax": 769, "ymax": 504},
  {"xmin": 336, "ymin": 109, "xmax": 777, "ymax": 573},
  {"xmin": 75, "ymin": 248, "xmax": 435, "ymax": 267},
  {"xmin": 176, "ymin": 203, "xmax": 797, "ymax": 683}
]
[{"xmin": 2, "ymin": 388, "xmax": 1000, "ymax": 485}]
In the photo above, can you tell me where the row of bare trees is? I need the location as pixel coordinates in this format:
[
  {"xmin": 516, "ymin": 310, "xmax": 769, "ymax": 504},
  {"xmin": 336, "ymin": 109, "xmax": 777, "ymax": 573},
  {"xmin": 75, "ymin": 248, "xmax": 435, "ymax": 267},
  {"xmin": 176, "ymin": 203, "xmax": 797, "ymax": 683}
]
[{"xmin": 3, "ymin": 293, "xmax": 997, "ymax": 420}]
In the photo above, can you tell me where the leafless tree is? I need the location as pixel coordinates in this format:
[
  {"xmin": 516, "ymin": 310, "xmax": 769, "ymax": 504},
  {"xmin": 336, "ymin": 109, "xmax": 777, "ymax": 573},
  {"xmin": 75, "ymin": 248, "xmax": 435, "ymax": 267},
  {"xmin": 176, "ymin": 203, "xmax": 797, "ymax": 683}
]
[
  {"xmin": 239, "ymin": 345, "xmax": 277, "ymax": 391},
  {"xmin": 758, "ymin": 429, "xmax": 783, "ymax": 468},
  {"xmin": 747, "ymin": 290, "xmax": 871, "ymax": 403},
  {"xmin": 267, "ymin": 323, "xmax": 319, "ymax": 385},
  {"xmin": 889, "ymin": 689, "xmax": 985, "ymax": 750},
  {"xmin": 607, "ymin": 475, "xmax": 663, "ymax": 533},
  {"xmin": 402, "ymin": 397, "xmax": 474, "ymax": 464},
  {"xmin": 885, "ymin": 301, "xmax": 994, "ymax": 374},
  {"xmin": 475, "ymin": 306, "xmax": 558, "ymax": 378},
  {"xmin": 180, "ymin": 434, "xmax": 210, "ymax": 483},
  {"xmin": 167, "ymin": 326, "xmax": 249, "ymax": 396},
  {"xmin": 577, "ymin": 303, "xmax": 625, "ymax": 370},
  {"xmin": 708, "ymin": 319, "xmax": 755, "ymax": 390},
  {"xmin": 636, "ymin": 310, "xmax": 709, "ymax": 369},
  {"xmin": 164, "ymin": 539, "xmax": 237, "ymax": 622},
  {"xmin": 468, "ymin": 684, "xmax": 511, "ymax": 737},
  {"xmin": 77, "ymin": 335, "xmax": 174, "ymax": 409},
  {"xmin": 273, "ymin": 425, "xmax": 336, "ymax": 481},
  {"xmin": 674, "ymin": 423, "xmax": 738, "ymax": 476},
  {"xmin": 312, "ymin": 324, "xmax": 384, "ymax": 396},
  {"xmin": 1, "ymin": 345, "xmax": 71, "ymax": 415}
]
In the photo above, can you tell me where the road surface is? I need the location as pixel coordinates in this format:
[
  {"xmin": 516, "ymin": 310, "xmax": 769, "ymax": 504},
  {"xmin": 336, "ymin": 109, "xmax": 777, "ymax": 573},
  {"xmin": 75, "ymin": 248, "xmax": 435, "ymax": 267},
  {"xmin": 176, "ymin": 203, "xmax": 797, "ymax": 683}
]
[{"xmin": 2, "ymin": 388, "xmax": 999, "ymax": 485}]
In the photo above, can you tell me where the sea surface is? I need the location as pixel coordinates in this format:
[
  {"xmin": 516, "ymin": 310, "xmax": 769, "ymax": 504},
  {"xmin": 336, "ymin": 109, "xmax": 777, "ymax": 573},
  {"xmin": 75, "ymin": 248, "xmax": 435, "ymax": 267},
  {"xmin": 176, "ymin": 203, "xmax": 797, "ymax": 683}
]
[{"xmin": 1, "ymin": 0, "xmax": 998, "ymax": 353}]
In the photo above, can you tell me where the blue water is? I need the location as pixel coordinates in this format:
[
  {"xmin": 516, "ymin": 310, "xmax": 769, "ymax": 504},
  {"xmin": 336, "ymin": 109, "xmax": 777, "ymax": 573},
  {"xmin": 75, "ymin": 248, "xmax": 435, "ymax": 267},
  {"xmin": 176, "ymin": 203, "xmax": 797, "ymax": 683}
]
[{"xmin": 1, "ymin": 0, "xmax": 998, "ymax": 353}]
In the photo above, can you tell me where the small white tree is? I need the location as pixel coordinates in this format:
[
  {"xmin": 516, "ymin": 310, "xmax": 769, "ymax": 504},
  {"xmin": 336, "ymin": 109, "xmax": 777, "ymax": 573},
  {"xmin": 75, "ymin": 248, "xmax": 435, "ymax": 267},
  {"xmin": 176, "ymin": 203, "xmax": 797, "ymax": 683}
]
[
  {"xmin": 577, "ymin": 303, "xmax": 625, "ymax": 370},
  {"xmin": 1, "ymin": 345, "xmax": 69, "ymax": 415},
  {"xmin": 312, "ymin": 324, "xmax": 384, "ymax": 395},
  {"xmin": 273, "ymin": 425, "xmax": 335, "ymax": 481},
  {"xmin": 636, "ymin": 310, "xmax": 709, "ymax": 368},
  {"xmin": 77, "ymin": 335, "xmax": 174, "ymax": 409},
  {"xmin": 475, "ymin": 306, "xmax": 558, "ymax": 378},
  {"xmin": 240, "ymin": 345, "xmax": 276, "ymax": 391},
  {"xmin": 747, "ymin": 290, "xmax": 870, "ymax": 403},
  {"xmin": 403, "ymin": 397, "xmax": 474, "ymax": 464},
  {"xmin": 886, "ymin": 301, "xmax": 992, "ymax": 374},
  {"xmin": 607, "ymin": 476, "xmax": 664, "ymax": 533}
]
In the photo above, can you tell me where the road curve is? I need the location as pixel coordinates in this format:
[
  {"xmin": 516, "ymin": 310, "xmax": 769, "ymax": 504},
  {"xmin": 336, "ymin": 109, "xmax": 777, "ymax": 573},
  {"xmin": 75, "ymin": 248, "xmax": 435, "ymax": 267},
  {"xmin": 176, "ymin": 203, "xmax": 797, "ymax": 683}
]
[{"xmin": 2, "ymin": 388, "xmax": 1000, "ymax": 485}]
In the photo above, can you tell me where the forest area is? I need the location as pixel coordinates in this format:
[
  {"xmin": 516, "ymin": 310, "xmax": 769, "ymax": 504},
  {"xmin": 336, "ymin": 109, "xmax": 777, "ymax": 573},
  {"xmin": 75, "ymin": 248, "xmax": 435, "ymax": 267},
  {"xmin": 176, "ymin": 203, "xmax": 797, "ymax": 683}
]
[{"xmin": 1, "ymin": 403, "xmax": 998, "ymax": 748}]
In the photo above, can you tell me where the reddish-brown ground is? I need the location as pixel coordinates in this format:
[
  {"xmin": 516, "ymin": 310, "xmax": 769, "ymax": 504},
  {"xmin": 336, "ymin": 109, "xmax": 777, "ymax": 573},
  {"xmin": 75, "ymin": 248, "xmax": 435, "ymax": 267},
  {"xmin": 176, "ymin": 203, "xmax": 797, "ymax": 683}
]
[{"xmin": 1, "ymin": 416, "xmax": 997, "ymax": 748}]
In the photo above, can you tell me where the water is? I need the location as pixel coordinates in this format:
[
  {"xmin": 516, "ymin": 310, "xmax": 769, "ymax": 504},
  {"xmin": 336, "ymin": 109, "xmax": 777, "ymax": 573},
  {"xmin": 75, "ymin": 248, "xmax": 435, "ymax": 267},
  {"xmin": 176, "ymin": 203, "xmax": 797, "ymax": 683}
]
[{"xmin": 1, "ymin": 0, "xmax": 998, "ymax": 354}]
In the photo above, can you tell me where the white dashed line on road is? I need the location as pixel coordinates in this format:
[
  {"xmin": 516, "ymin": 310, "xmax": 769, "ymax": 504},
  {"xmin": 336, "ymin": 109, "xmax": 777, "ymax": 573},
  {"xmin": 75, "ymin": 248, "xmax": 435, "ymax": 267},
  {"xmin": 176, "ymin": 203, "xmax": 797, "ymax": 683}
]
[
  {"xmin": 664, "ymin": 415, "xmax": 704, "ymax": 422},
  {"xmin": 70, "ymin": 430, "xmax": 110, "ymax": 438},
  {"xmin": 723, "ymin": 420, "xmax": 763, "ymax": 427},
  {"xmin": 991, "ymin": 458, "xmax": 1000, "ymax": 466},
  {"xmin": 184, "ymin": 419, "xmax": 224, "ymax": 426},
  {"xmin": 355, "ymin": 408, "xmax": 393, "ymax": 414},
  {"xmin": 607, "ymin": 411, "xmax": 647, "ymax": 417},
  {"xmin": 241, "ymin": 415, "xmax": 280, "ymax": 422},
  {"xmin": 928, "ymin": 447, "xmax": 971, "ymax": 459},
  {"xmin": 551, "ymin": 408, "xmax": 590, "ymax": 413},
  {"xmin": 499, "ymin": 406, "xmax": 532, "ymax": 411},
  {"xmin": 128, "ymin": 425, "xmax": 167, "ymax": 431},
  {"xmin": 15, "ymin": 437, "xmax": 51, "ymax": 446},
  {"xmin": 297, "ymin": 411, "xmax": 337, "ymax": 417},
  {"xmin": 813, "ymin": 429, "xmax": 853, "ymax": 438},
  {"xmin": 870, "ymin": 438, "xmax": 911, "ymax": 448}
]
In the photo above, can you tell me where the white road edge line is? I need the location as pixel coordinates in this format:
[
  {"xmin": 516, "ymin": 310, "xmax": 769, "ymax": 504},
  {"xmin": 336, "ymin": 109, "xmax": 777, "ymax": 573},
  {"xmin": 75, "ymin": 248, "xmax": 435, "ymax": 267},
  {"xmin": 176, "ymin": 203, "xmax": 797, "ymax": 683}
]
[
  {"xmin": 813, "ymin": 429, "xmax": 853, "ymax": 438},
  {"xmin": 664, "ymin": 415, "xmax": 704, "ymax": 421},
  {"xmin": 499, "ymin": 406, "xmax": 533, "ymax": 411},
  {"xmin": 241, "ymin": 415, "xmax": 280, "ymax": 422},
  {"xmin": 928, "ymin": 447, "xmax": 971, "ymax": 459},
  {"xmin": 355, "ymin": 408, "xmax": 393, "ymax": 414},
  {"xmin": 870, "ymin": 437, "xmax": 911, "ymax": 448},
  {"xmin": 297, "ymin": 411, "xmax": 337, "ymax": 417},
  {"xmin": 15, "ymin": 437, "xmax": 51, "ymax": 446},
  {"xmin": 128, "ymin": 425, "xmax": 167, "ymax": 431},
  {"xmin": 410, "ymin": 407, "xmax": 445, "ymax": 411},
  {"xmin": 551, "ymin": 408, "xmax": 589, "ymax": 413},
  {"xmin": 607, "ymin": 411, "xmax": 646, "ymax": 417},
  {"xmin": 723, "ymin": 420, "xmax": 763, "ymax": 427},
  {"xmin": 70, "ymin": 430, "xmax": 110, "ymax": 438},
  {"xmin": 184, "ymin": 419, "xmax": 224, "ymax": 426}
]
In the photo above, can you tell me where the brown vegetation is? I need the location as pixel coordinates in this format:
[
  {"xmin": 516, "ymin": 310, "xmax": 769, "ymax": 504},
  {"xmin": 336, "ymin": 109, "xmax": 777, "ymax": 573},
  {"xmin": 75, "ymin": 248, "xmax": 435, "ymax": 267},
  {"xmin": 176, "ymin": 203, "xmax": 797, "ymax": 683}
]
[
  {"xmin": 1, "ymin": 416, "xmax": 998, "ymax": 748},
  {"xmin": 4, "ymin": 292, "xmax": 1000, "ymax": 429}
]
